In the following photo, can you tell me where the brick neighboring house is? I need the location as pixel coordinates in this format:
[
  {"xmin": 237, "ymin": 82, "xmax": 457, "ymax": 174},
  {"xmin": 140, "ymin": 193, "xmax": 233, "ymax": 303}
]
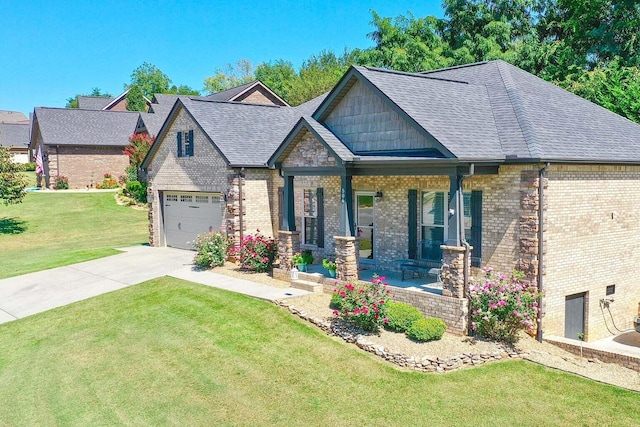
[
  {"xmin": 30, "ymin": 108, "xmax": 140, "ymax": 188},
  {"xmin": 267, "ymin": 60, "xmax": 640, "ymax": 342},
  {"xmin": 0, "ymin": 122, "xmax": 30, "ymax": 163},
  {"xmin": 77, "ymin": 89, "xmax": 152, "ymax": 112},
  {"xmin": 141, "ymin": 88, "xmax": 322, "ymax": 250}
]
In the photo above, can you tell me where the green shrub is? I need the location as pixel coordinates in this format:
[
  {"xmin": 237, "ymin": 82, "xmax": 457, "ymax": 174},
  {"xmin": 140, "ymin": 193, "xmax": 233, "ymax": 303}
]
[
  {"xmin": 22, "ymin": 162, "xmax": 36, "ymax": 172},
  {"xmin": 192, "ymin": 231, "xmax": 231, "ymax": 269},
  {"xmin": 54, "ymin": 175, "xmax": 69, "ymax": 190},
  {"xmin": 125, "ymin": 180, "xmax": 147, "ymax": 203},
  {"xmin": 384, "ymin": 301, "xmax": 423, "ymax": 333},
  {"xmin": 406, "ymin": 317, "xmax": 447, "ymax": 342},
  {"xmin": 330, "ymin": 291, "xmax": 343, "ymax": 310},
  {"xmin": 95, "ymin": 173, "xmax": 120, "ymax": 189}
]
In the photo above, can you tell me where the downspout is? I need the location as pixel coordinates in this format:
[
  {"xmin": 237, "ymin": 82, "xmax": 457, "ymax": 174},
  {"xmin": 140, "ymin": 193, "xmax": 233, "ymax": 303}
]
[
  {"xmin": 55, "ymin": 145, "xmax": 60, "ymax": 178},
  {"xmin": 238, "ymin": 168, "xmax": 245, "ymax": 243},
  {"xmin": 537, "ymin": 162, "xmax": 550, "ymax": 343}
]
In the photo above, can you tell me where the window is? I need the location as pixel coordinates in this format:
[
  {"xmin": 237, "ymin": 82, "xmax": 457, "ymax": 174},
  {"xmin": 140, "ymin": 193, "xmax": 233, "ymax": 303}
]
[
  {"xmin": 195, "ymin": 195, "xmax": 208, "ymax": 203},
  {"xmin": 177, "ymin": 130, "xmax": 194, "ymax": 158},
  {"xmin": 303, "ymin": 189, "xmax": 317, "ymax": 245},
  {"xmin": 166, "ymin": 194, "xmax": 178, "ymax": 202},
  {"xmin": 180, "ymin": 195, "xmax": 192, "ymax": 203},
  {"xmin": 420, "ymin": 191, "xmax": 475, "ymax": 262}
]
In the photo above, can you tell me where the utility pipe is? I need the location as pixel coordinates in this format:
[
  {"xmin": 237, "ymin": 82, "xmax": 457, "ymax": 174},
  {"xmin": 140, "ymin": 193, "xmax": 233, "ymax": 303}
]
[{"xmin": 536, "ymin": 163, "xmax": 550, "ymax": 343}]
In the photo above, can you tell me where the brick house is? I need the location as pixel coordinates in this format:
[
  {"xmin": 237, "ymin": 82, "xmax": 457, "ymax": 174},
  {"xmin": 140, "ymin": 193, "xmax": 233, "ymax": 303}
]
[
  {"xmin": 0, "ymin": 122, "xmax": 30, "ymax": 163},
  {"xmin": 141, "ymin": 85, "xmax": 321, "ymax": 250},
  {"xmin": 144, "ymin": 61, "xmax": 640, "ymax": 342},
  {"xmin": 30, "ymin": 107, "xmax": 140, "ymax": 188},
  {"xmin": 267, "ymin": 61, "xmax": 640, "ymax": 342}
]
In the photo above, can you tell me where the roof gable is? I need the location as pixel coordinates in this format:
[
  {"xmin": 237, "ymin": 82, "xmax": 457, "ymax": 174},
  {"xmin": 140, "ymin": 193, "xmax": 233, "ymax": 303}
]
[{"xmin": 205, "ymin": 81, "xmax": 289, "ymax": 106}]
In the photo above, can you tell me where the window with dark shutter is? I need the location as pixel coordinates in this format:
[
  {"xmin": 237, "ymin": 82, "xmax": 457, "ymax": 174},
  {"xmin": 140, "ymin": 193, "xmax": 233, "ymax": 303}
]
[
  {"xmin": 408, "ymin": 189, "xmax": 418, "ymax": 259},
  {"xmin": 187, "ymin": 129, "xmax": 194, "ymax": 157},
  {"xmin": 177, "ymin": 131, "xmax": 183, "ymax": 157},
  {"xmin": 316, "ymin": 188, "xmax": 324, "ymax": 248}
]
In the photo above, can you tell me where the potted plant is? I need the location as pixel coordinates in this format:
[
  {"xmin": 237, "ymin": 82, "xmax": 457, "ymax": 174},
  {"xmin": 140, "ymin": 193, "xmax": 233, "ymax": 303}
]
[
  {"xmin": 322, "ymin": 258, "xmax": 337, "ymax": 278},
  {"xmin": 291, "ymin": 252, "xmax": 306, "ymax": 272}
]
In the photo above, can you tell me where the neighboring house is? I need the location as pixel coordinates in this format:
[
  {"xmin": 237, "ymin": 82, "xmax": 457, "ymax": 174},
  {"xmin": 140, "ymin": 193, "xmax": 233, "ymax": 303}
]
[
  {"xmin": 144, "ymin": 61, "xmax": 640, "ymax": 342},
  {"xmin": 0, "ymin": 110, "xmax": 30, "ymax": 124},
  {"xmin": 30, "ymin": 107, "xmax": 140, "ymax": 188},
  {"xmin": 76, "ymin": 90, "xmax": 152, "ymax": 112},
  {"xmin": 141, "ymin": 89, "xmax": 322, "ymax": 251},
  {"xmin": 205, "ymin": 80, "xmax": 289, "ymax": 106},
  {"xmin": 0, "ymin": 122, "xmax": 30, "ymax": 163}
]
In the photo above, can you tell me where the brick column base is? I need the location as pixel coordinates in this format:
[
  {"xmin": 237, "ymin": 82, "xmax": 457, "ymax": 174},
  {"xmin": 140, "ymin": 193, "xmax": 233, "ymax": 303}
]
[
  {"xmin": 440, "ymin": 245, "xmax": 471, "ymax": 298},
  {"xmin": 335, "ymin": 236, "xmax": 358, "ymax": 282},
  {"xmin": 278, "ymin": 231, "xmax": 300, "ymax": 270}
]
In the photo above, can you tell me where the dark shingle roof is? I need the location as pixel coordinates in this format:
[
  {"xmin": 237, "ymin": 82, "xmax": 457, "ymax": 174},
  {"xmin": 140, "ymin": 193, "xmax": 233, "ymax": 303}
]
[
  {"xmin": 204, "ymin": 81, "xmax": 259, "ymax": 101},
  {"xmin": 181, "ymin": 94, "xmax": 324, "ymax": 166},
  {"xmin": 353, "ymin": 66, "xmax": 504, "ymax": 160},
  {"xmin": 77, "ymin": 96, "xmax": 116, "ymax": 110},
  {"xmin": 0, "ymin": 123, "xmax": 29, "ymax": 148},
  {"xmin": 34, "ymin": 108, "xmax": 139, "ymax": 147},
  {"xmin": 422, "ymin": 60, "xmax": 640, "ymax": 162}
]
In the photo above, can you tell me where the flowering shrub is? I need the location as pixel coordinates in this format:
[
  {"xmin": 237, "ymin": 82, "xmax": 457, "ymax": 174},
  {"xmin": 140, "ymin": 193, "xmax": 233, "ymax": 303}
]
[
  {"xmin": 332, "ymin": 275, "xmax": 392, "ymax": 332},
  {"xmin": 230, "ymin": 230, "xmax": 277, "ymax": 273},
  {"xmin": 54, "ymin": 175, "xmax": 69, "ymax": 190},
  {"xmin": 192, "ymin": 230, "xmax": 231, "ymax": 269},
  {"xmin": 469, "ymin": 268, "xmax": 541, "ymax": 343},
  {"xmin": 322, "ymin": 258, "xmax": 337, "ymax": 271},
  {"xmin": 96, "ymin": 173, "xmax": 120, "ymax": 189}
]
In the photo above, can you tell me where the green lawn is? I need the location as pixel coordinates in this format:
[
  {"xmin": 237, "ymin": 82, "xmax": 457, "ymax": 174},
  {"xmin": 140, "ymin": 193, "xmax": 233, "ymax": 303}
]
[
  {"xmin": 0, "ymin": 192, "xmax": 148, "ymax": 278},
  {"xmin": 0, "ymin": 277, "xmax": 636, "ymax": 426}
]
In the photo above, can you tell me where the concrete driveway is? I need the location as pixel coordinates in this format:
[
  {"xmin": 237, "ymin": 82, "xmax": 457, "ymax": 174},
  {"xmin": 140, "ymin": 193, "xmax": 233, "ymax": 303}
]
[{"xmin": 0, "ymin": 245, "xmax": 308, "ymax": 325}]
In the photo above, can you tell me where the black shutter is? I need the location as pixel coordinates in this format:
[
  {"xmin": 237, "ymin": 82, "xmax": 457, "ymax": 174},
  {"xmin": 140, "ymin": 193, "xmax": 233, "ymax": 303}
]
[
  {"xmin": 188, "ymin": 129, "xmax": 194, "ymax": 156},
  {"xmin": 471, "ymin": 190, "xmax": 483, "ymax": 267},
  {"xmin": 177, "ymin": 131, "xmax": 183, "ymax": 157},
  {"xmin": 277, "ymin": 187, "xmax": 284, "ymax": 230},
  {"xmin": 408, "ymin": 189, "xmax": 418, "ymax": 259},
  {"xmin": 316, "ymin": 188, "xmax": 324, "ymax": 248}
]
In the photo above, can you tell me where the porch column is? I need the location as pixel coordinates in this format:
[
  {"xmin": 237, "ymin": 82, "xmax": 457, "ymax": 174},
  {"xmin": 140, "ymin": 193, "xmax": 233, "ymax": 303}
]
[
  {"xmin": 440, "ymin": 245, "xmax": 471, "ymax": 298},
  {"xmin": 278, "ymin": 175, "xmax": 298, "ymax": 270},
  {"xmin": 446, "ymin": 174, "xmax": 462, "ymax": 246},
  {"xmin": 339, "ymin": 173, "xmax": 355, "ymax": 236},
  {"xmin": 334, "ymin": 236, "xmax": 358, "ymax": 282},
  {"xmin": 278, "ymin": 230, "xmax": 301, "ymax": 271}
]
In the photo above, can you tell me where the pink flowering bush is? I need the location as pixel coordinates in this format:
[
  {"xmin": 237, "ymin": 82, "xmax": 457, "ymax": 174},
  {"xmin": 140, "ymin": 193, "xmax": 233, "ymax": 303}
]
[
  {"xmin": 230, "ymin": 230, "xmax": 277, "ymax": 273},
  {"xmin": 332, "ymin": 275, "xmax": 392, "ymax": 332},
  {"xmin": 469, "ymin": 268, "xmax": 541, "ymax": 343}
]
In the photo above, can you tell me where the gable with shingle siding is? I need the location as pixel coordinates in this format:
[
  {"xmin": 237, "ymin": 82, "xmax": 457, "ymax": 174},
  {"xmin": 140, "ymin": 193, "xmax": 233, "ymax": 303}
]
[{"xmin": 324, "ymin": 79, "xmax": 435, "ymax": 153}]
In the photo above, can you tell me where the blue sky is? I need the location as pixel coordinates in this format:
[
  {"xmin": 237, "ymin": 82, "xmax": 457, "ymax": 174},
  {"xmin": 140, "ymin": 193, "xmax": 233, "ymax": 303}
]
[{"xmin": 1, "ymin": 1, "xmax": 443, "ymax": 116}]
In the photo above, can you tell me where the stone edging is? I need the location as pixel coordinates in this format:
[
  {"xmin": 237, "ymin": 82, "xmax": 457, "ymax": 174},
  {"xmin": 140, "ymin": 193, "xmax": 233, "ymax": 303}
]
[{"xmin": 275, "ymin": 300, "xmax": 529, "ymax": 373}]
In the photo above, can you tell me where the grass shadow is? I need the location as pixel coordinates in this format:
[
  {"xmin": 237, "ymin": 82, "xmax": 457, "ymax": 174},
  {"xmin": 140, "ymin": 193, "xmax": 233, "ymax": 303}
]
[{"xmin": 0, "ymin": 217, "xmax": 28, "ymax": 235}]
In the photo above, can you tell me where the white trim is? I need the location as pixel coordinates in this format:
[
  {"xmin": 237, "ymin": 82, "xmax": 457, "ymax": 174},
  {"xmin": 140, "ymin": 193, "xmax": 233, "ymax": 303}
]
[{"xmin": 355, "ymin": 191, "xmax": 376, "ymax": 261}]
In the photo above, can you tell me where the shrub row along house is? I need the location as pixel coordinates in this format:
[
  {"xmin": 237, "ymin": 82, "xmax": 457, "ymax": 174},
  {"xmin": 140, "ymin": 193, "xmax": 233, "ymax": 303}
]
[{"xmin": 143, "ymin": 60, "xmax": 638, "ymax": 343}]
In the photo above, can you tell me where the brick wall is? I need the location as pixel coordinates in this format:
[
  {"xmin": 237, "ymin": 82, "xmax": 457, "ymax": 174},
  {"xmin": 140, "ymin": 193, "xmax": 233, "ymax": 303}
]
[
  {"xmin": 146, "ymin": 106, "xmax": 277, "ymax": 246},
  {"xmin": 48, "ymin": 145, "xmax": 129, "ymax": 189},
  {"xmin": 544, "ymin": 165, "xmax": 640, "ymax": 341},
  {"xmin": 391, "ymin": 287, "xmax": 469, "ymax": 335}
]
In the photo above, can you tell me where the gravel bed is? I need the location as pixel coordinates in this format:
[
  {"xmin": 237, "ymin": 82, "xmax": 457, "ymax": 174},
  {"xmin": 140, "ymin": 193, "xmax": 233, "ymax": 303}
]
[{"xmin": 282, "ymin": 293, "xmax": 640, "ymax": 391}]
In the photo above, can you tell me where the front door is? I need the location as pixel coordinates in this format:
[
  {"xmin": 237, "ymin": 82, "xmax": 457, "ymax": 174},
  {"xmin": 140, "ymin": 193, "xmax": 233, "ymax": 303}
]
[
  {"xmin": 356, "ymin": 192, "xmax": 375, "ymax": 260},
  {"xmin": 565, "ymin": 292, "xmax": 586, "ymax": 340}
]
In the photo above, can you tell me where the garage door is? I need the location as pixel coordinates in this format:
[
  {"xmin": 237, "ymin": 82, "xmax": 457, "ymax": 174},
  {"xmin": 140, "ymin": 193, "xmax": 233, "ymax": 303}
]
[{"xmin": 163, "ymin": 192, "xmax": 224, "ymax": 250}]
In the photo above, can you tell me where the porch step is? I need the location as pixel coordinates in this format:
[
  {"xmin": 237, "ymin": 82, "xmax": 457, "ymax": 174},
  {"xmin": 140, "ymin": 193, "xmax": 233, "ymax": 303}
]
[
  {"xmin": 297, "ymin": 271, "xmax": 325, "ymax": 283},
  {"xmin": 291, "ymin": 279, "xmax": 324, "ymax": 294}
]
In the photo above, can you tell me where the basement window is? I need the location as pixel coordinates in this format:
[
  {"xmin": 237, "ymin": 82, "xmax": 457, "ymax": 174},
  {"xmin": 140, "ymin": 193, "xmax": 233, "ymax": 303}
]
[{"xmin": 606, "ymin": 285, "xmax": 615, "ymax": 296}]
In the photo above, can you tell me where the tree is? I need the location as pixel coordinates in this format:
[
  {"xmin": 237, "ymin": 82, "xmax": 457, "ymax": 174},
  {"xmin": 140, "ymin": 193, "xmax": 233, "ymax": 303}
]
[
  {"xmin": 254, "ymin": 60, "xmax": 297, "ymax": 103},
  {"xmin": 167, "ymin": 84, "xmax": 200, "ymax": 95},
  {"xmin": 0, "ymin": 147, "xmax": 27, "ymax": 205},
  {"xmin": 125, "ymin": 84, "xmax": 147, "ymax": 112},
  {"xmin": 203, "ymin": 59, "xmax": 254, "ymax": 93},
  {"xmin": 65, "ymin": 88, "xmax": 112, "ymax": 108},
  {"xmin": 127, "ymin": 62, "xmax": 172, "ymax": 100},
  {"xmin": 124, "ymin": 133, "xmax": 155, "ymax": 181}
]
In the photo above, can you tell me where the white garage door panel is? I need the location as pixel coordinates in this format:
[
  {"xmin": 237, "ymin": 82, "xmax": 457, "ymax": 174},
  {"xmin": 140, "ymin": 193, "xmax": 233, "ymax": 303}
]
[{"xmin": 163, "ymin": 192, "xmax": 223, "ymax": 250}]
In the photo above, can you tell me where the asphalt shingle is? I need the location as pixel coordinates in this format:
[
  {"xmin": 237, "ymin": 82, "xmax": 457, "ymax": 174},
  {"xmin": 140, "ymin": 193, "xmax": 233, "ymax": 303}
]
[
  {"xmin": 34, "ymin": 108, "xmax": 140, "ymax": 147},
  {"xmin": 0, "ymin": 123, "xmax": 30, "ymax": 148}
]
